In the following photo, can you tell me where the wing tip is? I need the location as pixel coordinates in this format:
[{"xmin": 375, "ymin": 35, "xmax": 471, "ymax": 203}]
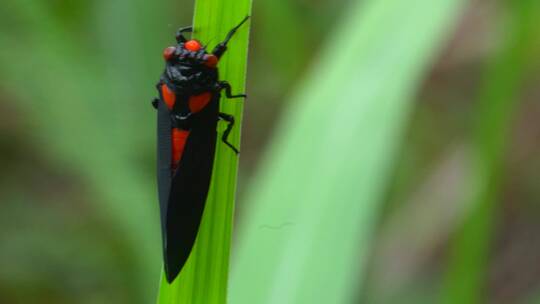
[
  {"xmin": 165, "ymin": 270, "xmax": 179, "ymax": 284},
  {"xmin": 164, "ymin": 260, "xmax": 182, "ymax": 283}
]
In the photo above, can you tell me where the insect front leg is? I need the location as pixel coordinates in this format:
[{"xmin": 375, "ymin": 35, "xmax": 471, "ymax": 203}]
[
  {"xmin": 218, "ymin": 112, "xmax": 239, "ymax": 154},
  {"xmin": 151, "ymin": 98, "xmax": 159, "ymax": 109},
  {"xmin": 212, "ymin": 16, "xmax": 250, "ymax": 58},
  {"xmin": 152, "ymin": 81, "xmax": 165, "ymax": 109}
]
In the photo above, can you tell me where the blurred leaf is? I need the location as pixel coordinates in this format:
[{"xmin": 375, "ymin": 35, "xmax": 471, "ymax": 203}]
[
  {"xmin": 156, "ymin": 0, "xmax": 252, "ymax": 303},
  {"xmin": 229, "ymin": 0, "xmax": 467, "ymax": 303},
  {"xmin": 0, "ymin": 0, "xmax": 183, "ymax": 302},
  {"xmin": 255, "ymin": 0, "xmax": 310, "ymax": 83},
  {"xmin": 441, "ymin": 1, "xmax": 540, "ymax": 303}
]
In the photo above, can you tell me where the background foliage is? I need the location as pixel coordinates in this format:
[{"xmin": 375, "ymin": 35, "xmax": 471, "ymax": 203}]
[{"xmin": 0, "ymin": 0, "xmax": 539, "ymax": 303}]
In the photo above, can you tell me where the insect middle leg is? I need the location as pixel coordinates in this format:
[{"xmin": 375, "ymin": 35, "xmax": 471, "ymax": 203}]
[
  {"xmin": 218, "ymin": 81, "xmax": 247, "ymax": 99},
  {"xmin": 218, "ymin": 112, "xmax": 239, "ymax": 154}
]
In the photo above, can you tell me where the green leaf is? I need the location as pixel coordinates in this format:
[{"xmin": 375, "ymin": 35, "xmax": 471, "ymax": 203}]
[
  {"xmin": 157, "ymin": 0, "xmax": 252, "ymax": 303},
  {"xmin": 229, "ymin": 0, "xmax": 467, "ymax": 303}
]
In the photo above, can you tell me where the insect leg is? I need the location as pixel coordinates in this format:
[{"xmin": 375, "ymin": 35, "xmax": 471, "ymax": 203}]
[
  {"xmin": 151, "ymin": 98, "xmax": 159, "ymax": 109},
  {"xmin": 218, "ymin": 113, "xmax": 239, "ymax": 154},
  {"xmin": 152, "ymin": 80, "xmax": 166, "ymax": 109},
  {"xmin": 176, "ymin": 26, "xmax": 193, "ymax": 43},
  {"xmin": 218, "ymin": 81, "xmax": 247, "ymax": 99}
]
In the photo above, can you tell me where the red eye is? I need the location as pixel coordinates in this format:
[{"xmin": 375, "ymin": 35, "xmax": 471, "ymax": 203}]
[
  {"xmin": 163, "ymin": 46, "xmax": 176, "ymax": 61},
  {"xmin": 185, "ymin": 40, "xmax": 202, "ymax": 52},
  {"xmin": 205, "ymin": 54, "xmax": 218, "ymax": 67}
]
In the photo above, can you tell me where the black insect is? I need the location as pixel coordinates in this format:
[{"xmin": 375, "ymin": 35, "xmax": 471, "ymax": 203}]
[{"xmin": 152, "ymin": 16, "xmax": 249, "ymax": 283}]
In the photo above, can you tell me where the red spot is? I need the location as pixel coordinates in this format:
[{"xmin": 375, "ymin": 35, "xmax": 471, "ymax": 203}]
[
  {"xmin": 172, "ymin": 129, "xmax": 190, "ymax": 169},
  {"xmin": 185, "ymin": 40, "xmax": 202, "ymax": 52},
  {"xmin": 161, "ymin": 84, "xmax": 176, "ymax": 110},
  {"xmin": 205, "ymin": 54, "xmax": 218, "ymax": 67},
  {"xmin": 163, "ymin": 46, "xmax": 176, "ymax": 61},
  {"xmin": 188, "ymin": 92, "xmax": 212, "ymax": 113}
]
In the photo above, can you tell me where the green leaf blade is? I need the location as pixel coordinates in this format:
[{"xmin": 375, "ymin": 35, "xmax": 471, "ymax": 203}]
[{"xmin": 157, "ymin": 0, "xmax": 252, "ymax": 303}]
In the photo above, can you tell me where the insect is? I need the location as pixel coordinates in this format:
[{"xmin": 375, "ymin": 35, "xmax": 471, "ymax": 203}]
[{"xmin": 152, "ymin": 16, "xmax": 249, "ymax": 283}]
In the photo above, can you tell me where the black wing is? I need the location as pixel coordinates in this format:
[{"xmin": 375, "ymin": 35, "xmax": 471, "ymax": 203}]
[
  {"xmin": 157, "ymin": 98, "xmax": 172, "ymax": 240},
  {"xmin": 158, "ymin": 97, "xmax": 219, "ymax": 283}
]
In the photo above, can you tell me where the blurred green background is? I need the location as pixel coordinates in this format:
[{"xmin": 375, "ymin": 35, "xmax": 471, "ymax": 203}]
[{"xmin": 1, "ymin": 0, "xmax": 539, "ymax": 303}]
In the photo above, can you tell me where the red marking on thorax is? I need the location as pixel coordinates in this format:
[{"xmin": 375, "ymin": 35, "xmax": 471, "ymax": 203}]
[
  {"xmin": 161, "ymin": 86, "xmax": 209, "ymax": 169},
  {"xmin": 188, "ymin": 92, "xmax": 212, "ymax": 113},
  {"xmin": 172, "ymin": 129, "xmax": 190, "ymax": 169},
  {"xmin": 161, "ymin": 84, "xmax": 176, "ymax": 110}
]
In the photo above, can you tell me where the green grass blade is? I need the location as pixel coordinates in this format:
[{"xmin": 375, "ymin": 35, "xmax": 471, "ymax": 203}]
[
  {"xmin": 157, "ymin": 0, "xmax": 252, "ymax": 303},
  {"xmin": 441, "ymin": 1, "xmax": 540, "ymax": 303},
  {"xmin": 229, "ymin": 0, "xmax": 467, "ymax": 303}
]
